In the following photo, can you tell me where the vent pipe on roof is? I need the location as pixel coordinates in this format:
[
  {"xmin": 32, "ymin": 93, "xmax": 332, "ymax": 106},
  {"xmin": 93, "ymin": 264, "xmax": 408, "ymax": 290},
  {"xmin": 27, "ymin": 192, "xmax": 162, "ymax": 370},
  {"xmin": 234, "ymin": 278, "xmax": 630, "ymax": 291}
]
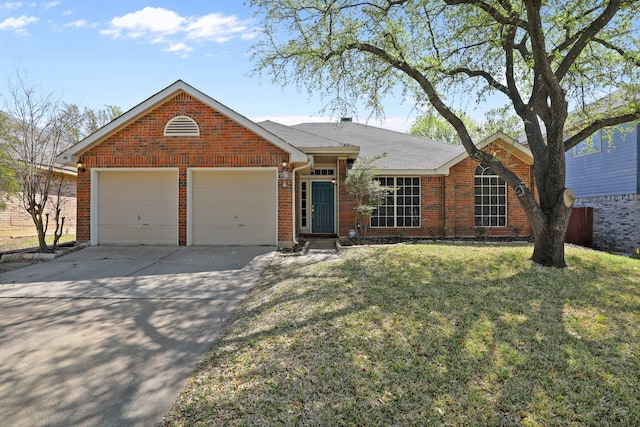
[{"xmin": 341, "ymin": 117, "xmax": 352, "ymax": 122}]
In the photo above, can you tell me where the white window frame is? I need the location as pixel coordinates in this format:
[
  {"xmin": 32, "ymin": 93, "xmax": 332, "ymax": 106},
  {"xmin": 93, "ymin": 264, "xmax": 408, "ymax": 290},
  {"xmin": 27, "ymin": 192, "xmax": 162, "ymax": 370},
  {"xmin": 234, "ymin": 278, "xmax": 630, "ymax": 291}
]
[
  {"xmin": 573, "ymin": 130, "xmax": 603, "ymax": 157},
  {"xmin": 371, "ymin": 176, "xmax": 421, "ymax": 228},
  {"xmin": 474, "ymin": 165, "xmax": 507, "ymax": 227}
]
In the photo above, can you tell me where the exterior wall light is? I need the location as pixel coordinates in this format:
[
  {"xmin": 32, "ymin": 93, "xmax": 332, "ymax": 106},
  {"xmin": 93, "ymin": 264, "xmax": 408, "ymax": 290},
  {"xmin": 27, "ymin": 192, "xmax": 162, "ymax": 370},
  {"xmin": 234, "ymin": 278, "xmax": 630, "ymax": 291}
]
[{"xmin": 76, "ymin": 161, "xmax": 85, "ymax": 172}]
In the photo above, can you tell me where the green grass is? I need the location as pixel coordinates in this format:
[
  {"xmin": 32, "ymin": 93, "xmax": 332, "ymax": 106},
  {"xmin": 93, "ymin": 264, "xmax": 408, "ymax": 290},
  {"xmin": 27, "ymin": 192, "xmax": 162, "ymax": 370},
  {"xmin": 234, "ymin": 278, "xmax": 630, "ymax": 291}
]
[
  {"xmin": 0, "ymin": 234, "xmax": 76, "ymax": 252},
  {"xmin": 163, "ymin": 243, "xmax": 640, "ymax": 426}
]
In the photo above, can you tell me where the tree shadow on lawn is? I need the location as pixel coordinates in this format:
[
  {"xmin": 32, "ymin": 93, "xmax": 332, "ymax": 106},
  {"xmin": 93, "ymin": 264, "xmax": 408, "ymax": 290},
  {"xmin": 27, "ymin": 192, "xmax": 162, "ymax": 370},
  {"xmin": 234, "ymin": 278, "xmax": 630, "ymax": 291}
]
[{"xmin": 167, "ymin": 244, "xmax": 640, "ymax": 426}]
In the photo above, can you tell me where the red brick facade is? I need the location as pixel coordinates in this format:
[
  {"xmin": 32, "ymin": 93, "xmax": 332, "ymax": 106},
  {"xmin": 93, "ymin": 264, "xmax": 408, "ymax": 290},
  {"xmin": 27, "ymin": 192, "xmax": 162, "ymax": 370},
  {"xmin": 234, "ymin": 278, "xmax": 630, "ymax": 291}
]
[
  {"xmin": 75, "ymin": 91, "xmax": 292, "ymax": 245},
  {"xmin": 67, "ymin": 83, "xmax": 535, "ymax": 247},
  {"xmin": 336, "ymin": 140, "xmax": 534, "ymax": 239}
]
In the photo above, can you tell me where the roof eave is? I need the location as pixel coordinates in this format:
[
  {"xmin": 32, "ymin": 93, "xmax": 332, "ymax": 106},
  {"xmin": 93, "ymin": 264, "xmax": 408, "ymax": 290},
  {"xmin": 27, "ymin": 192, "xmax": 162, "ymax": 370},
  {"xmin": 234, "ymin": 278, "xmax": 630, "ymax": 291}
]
[
  {"xmin": 299, "ymin": 146, "xmax": 360, "ymax": 157},
  {"xmin": 374, "ymin": 168, "xmax": 446, "ymax": 176}
]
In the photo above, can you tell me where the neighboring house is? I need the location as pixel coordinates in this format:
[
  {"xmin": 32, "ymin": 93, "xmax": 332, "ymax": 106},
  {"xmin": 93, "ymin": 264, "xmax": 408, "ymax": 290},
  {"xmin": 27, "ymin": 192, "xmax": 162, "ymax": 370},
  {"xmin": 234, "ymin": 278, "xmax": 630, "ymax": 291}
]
[
  {"xmin": 565, "ymin": 122, "xmax": 640, "ymax": 252},
  {"xmin": 0, "ymin": 166, "xmax": 77, "ymax": 239},
  {"xmin": 0, "ymin": 112, "xmax": 77, "ymax": 239},
  {"xmin": 57, "ymin": 80, "xmax": 535, "ymax": 247}
]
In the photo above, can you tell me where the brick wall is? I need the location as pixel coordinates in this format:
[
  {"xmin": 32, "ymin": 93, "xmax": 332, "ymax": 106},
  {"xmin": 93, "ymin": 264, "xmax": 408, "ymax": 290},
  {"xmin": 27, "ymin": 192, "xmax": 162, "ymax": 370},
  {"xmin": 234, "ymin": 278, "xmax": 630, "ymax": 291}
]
[
  {"xmin": 76, "ymin": 91, "xmax": 291, "ymax": 245},
  {"xmin": 445, "ymin": 144, "xmax": 533, "ymax": 238},
  {"xmin": 573, "ymin": 194, "xmax": 640, "ymax": 253},
  {"xmin": 337, "ymin": 140, "xmax": 534, "ymax": 239}
]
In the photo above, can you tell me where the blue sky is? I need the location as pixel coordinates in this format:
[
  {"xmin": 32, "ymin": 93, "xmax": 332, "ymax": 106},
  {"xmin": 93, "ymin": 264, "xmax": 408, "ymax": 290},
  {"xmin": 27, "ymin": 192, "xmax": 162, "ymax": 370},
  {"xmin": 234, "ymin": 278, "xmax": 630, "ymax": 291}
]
[{"xmin": 0, "ymin": 1, "xmax": 425, "ymax": 132}]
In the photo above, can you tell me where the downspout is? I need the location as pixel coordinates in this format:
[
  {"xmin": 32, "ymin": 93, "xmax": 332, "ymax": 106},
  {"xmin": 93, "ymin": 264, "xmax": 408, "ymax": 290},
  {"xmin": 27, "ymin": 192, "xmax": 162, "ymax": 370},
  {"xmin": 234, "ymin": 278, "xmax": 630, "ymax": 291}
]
[
  {"xmin": 442, "ymin": 176, "xmax": 447, "ymax": 238},
  {"xmin": 291, "ymin": 156, "xmax": 314, "ymax": 245}
]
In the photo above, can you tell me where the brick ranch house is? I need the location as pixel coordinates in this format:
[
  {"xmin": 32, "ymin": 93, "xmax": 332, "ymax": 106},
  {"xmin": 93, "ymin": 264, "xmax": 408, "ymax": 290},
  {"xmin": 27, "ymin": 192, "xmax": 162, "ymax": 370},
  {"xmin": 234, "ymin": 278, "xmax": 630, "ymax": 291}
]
[{"xmin": 57, "ymin": 80, "xmax": 535, "ymax": 247}]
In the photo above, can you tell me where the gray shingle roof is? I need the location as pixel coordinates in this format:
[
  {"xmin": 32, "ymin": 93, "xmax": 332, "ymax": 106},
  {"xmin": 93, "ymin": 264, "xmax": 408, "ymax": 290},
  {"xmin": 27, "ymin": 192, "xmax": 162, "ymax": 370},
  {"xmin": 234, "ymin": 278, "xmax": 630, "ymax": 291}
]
[
  {"xmin": 274, "ymin": 121, "xmax": 465, "ymax": 172},
  {"xmin": 259, "ymin": 120, "xmax": 356, "ymax": 148}
]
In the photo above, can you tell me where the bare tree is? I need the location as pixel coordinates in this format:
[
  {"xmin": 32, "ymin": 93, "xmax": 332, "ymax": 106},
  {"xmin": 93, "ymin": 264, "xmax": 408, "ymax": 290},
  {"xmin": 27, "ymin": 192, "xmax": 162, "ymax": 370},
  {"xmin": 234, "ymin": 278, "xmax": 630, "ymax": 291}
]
[{"xmin": 0, "ymin": 71, "xmax": 82, "ymax": 252}]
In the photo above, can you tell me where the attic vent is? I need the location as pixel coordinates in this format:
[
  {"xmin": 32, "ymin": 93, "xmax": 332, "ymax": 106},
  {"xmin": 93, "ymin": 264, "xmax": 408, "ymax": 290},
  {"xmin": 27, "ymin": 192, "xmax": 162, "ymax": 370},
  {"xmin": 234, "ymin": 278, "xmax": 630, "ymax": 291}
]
[{"xmin": 164, "ymin": 116, "xmax": 200, "ymax": 136}]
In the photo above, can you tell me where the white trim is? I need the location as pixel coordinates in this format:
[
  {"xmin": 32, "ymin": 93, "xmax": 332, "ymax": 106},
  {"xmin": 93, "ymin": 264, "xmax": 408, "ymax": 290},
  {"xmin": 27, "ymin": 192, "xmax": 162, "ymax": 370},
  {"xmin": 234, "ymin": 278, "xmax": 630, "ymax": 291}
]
[
  {"xmin": 90, "ymin": 167, "xmax": 180, "ymax": 245},
  {"xmin": 370, "ymin": 176, "xmax": 421, "ymax": 229},
  {"xmin": 291, "ymin": 160, "xmax": 313, "ymax": 244},
  {"xmin": 298, "ymin": 180, "xmax": 311, "ymax": 233},
  {"xmin": 376, "ymin": 169, "xmax": 447, "ymax": 176},
  {"xmin": 186, "ymin": 167, "xmax": 278, "ymax": 246},
  {"xmin": 474, "ymin": 165, "xmax": 509, "ymax": 227}
]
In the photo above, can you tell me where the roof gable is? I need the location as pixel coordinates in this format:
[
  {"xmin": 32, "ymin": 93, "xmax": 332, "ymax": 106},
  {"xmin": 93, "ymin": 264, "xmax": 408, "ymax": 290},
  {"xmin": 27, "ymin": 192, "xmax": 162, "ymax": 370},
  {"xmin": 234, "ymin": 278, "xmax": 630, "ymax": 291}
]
[
  {"xmin": 438, "ymin": 132, "xmax": 533, "ymax": 174},
  {"xmin": 57, "ymin": 80, "xmax": 307, "ymax": 165}
]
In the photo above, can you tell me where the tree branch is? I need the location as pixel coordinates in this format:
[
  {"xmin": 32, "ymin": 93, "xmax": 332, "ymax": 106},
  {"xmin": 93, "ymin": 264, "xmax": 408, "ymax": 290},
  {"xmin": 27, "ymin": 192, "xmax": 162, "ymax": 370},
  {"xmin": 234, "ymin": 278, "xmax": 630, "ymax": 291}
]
[
  {"xmin": 444, "ymin": 0, "xmax": 527, "ymax": 28},
  {"xmin": 555, "ymin": 0, "xmax": 624, "ymax": 81},
  {"xmin": 592, "ymin": 36, "xmax": 640, "ymax": 66},
  {"xmin": 564, "ymin": 111, "xmax": 640, "ymax": 151},
  {"xmin": 447, "ymin": 67, "xmax": 510, "ymax": 97}
]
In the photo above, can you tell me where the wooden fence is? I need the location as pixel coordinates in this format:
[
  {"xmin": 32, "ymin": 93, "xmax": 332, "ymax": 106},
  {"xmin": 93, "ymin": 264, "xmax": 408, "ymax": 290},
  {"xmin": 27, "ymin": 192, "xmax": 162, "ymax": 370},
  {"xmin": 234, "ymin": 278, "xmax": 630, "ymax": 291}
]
[{"xmin": 565, "ymin": 207, "xmax": 593, "ymax": 247}]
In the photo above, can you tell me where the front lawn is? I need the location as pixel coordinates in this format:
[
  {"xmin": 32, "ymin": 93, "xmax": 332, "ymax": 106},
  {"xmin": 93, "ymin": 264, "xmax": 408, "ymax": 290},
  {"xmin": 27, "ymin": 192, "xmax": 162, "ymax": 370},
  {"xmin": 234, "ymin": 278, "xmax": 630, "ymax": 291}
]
[{"xmin": 163, "ymin": 243, "xmax": 640, "ymax": 426}]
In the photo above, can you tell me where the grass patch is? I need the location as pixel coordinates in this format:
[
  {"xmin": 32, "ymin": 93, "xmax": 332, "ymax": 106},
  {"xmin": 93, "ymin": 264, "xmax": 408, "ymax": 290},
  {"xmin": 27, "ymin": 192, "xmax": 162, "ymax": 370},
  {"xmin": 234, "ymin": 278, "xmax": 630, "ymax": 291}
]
[
  {"xmin": 163, "ymin": 243, "xmax": 640, "ymax": 426},
  {"xmin": 0, "ymin": 234, "xmax": 76, "ymax": 252}
]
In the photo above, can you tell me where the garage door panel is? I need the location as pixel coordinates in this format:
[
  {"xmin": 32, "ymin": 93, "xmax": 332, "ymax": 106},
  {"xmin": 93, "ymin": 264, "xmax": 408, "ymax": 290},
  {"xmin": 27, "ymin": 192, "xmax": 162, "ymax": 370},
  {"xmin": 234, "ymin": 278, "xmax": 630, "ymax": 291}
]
[
  {"xmin": 191, "ymin": 170, "xmax": 277, "ymax": 245},
  {"xmin": 97, "ymin": 170, "xmax": 178, "ymax": 245}
]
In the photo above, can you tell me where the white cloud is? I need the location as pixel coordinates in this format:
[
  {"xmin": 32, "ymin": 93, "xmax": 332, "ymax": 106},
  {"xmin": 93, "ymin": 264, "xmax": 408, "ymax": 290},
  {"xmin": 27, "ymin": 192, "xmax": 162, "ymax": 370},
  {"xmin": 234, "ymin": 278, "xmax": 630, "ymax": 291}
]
[
  {"xmin": 101, "ymin": 7, "xmax": 256, "ymax": 56},
  {"xmin": 0, "ymin": 14, "xmax": 38, "ymax": 33},
  {"xmin": 101, "ymin": 7, "xmax": 185, "ymax": 40},
  {"xmin": 165, "ymin": 41, "xmax": 192, "ymax": 56},
  {"xmin": 65, "ymin": 19, "xmax": 97, "ymax": 28},
  {"xmin": 1, "ymin": 2, "xmax": 23, "ymax": 9},
  {"xmin": 185, "ymin": 13, "xmax": 251, "ymax": 43}
]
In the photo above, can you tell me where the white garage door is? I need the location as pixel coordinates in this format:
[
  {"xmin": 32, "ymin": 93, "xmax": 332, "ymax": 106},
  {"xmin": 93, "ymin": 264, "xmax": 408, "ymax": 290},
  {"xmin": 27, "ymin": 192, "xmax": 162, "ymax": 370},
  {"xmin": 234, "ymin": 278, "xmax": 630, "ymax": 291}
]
[
  {"xmin": 97, "ymin": 170, "xmax": 178, "ymax": 245},
  {"xmin": 190, "ymin": 169, "xmax": 277, "ymax": 245}
]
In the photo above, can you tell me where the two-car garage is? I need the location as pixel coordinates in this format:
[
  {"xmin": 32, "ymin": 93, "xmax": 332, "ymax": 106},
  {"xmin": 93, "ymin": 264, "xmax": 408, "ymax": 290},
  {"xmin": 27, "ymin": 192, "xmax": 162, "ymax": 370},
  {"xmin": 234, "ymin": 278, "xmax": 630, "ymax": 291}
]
[{"xmin": 93, "ymin": 168, "xmax": 278, "ymax": 246}]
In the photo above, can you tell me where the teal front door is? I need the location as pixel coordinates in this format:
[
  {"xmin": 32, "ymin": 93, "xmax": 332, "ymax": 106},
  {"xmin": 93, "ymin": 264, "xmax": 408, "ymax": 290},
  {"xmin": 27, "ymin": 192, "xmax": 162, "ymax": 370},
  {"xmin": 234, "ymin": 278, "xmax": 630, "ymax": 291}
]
[{"xmin": 312, "ymin": 182, "xmax": 335, "ymax": 234}]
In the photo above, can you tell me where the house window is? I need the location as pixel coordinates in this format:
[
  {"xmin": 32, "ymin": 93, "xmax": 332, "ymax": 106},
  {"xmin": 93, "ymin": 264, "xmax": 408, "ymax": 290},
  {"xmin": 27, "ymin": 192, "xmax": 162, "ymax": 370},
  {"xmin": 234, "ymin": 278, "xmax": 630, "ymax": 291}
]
[
  {"xmin": 474, "ymin": 165, "xmax": 507, "ymax": 227},
  {"xmin": 312, "ymin": 168, "xmax": 335, "ymax": 176},
  {"xmin": 164, "ymin": 116, "xmax": 200, "ymax": 136},
  {"xmin": 573, "ymin": 131, "xmax": 602, "ymax": 157},
  {"xmin": 371, "ymin": 177, "xmax": 420, "ymax": 228},
  {"xmin": 300, "ymin": 181, "xmax": 308, "ymax": 228}
]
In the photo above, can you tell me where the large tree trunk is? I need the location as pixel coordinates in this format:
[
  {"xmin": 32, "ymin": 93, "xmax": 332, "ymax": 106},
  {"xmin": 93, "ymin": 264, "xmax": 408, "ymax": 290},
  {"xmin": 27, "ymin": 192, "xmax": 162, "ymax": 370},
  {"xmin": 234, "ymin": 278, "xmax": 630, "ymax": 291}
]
[
  {"xmin": 530, "ymin": 191, "xmax": 574, "ymax": 267},
  {"xmin": 521, "ymin": 121, "xmax": 574, "ymax": 267},
  {"xmin": 527, "ymin": 124, "xmax": 574, "ymax": 267}
]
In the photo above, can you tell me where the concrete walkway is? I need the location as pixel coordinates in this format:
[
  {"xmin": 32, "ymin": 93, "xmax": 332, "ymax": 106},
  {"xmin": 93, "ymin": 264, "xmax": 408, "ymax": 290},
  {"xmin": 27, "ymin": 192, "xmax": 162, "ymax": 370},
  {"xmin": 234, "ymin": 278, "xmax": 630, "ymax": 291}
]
[{"xmin": 0, "ymin": 245, "xmax": 275, "ymax": 427}]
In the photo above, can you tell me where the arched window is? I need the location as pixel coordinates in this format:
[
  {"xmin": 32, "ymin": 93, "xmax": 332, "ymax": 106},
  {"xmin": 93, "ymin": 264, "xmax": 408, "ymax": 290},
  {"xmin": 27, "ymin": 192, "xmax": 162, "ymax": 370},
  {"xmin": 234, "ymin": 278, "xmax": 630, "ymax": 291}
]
[
  {"xmin": 164, "ymin": 115, "xmax": 200, "ymax": 136},
  {"xmin": 474, "ymin": 165, "xmax": 507, "ymax": 227}
]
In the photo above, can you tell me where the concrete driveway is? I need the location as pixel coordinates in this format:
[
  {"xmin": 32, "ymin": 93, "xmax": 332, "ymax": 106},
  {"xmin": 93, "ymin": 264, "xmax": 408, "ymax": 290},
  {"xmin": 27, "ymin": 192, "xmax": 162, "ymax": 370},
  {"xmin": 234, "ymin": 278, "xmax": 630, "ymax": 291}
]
[{"xmin": 0, "ymin": 245, "xmax": 275, "ymax": 427}]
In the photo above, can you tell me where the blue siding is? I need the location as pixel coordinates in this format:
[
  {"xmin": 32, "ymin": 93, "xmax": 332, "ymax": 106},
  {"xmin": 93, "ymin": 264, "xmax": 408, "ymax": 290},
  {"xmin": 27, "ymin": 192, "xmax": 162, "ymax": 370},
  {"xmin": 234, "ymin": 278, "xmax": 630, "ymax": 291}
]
[{"xmin": 565, "ymin": 123, "xmax": 639, "ymax": 197}]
